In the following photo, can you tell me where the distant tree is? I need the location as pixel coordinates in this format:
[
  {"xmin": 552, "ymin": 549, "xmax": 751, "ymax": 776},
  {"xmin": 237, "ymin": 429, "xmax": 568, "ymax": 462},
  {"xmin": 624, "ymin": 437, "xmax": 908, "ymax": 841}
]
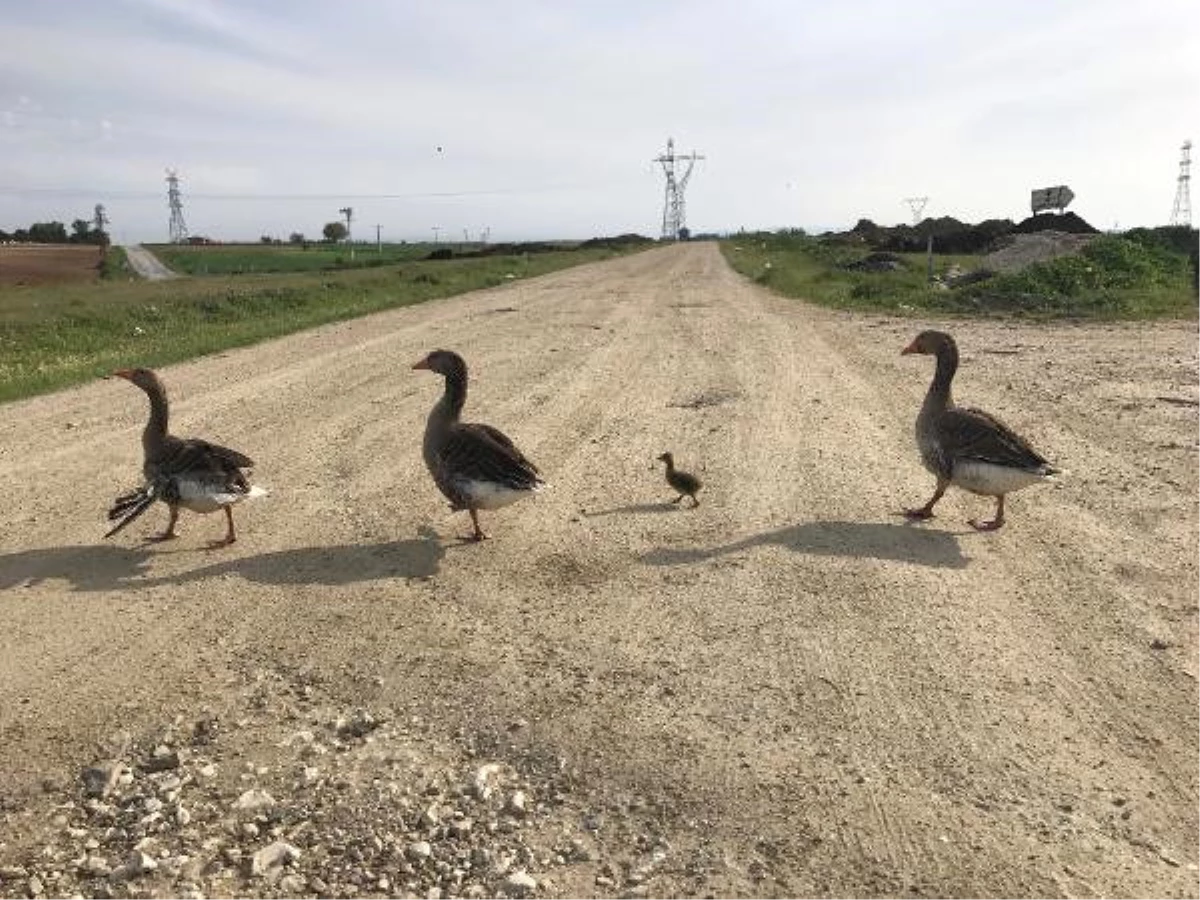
[
  {"xmin": 322, "ymin": 221, "xmax": 348, "ymax": 242},
  {"xmin": 29, "ymin": 221, "xmax": 69, "ymax": 243},
  {"xmin": 260, "ymin": 235, "xmax": 274, "ymax": 244},
  {"xmin": 288, "ymin": 232, "xmax": 305, "ymax": 244},
  {"xmin": 70, "ymin": 219, "xmax": 93, "ymax": 243}
]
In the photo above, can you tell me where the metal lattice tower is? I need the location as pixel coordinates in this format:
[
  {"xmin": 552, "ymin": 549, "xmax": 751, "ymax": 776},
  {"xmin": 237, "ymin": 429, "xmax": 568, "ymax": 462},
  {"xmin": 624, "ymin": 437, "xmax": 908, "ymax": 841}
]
[
  {"xmin": 654, "ymin": 137, "xmax": 704, "ymax": 240},
  {"xmin": 903, "ymin": 196, "xmax": 929, "ymax": 226},
  {"xmin": 92, "ymin": 203, "xmax": 109, "ymax": 236},
  {"xmin": 1170, "ymin": 140, "xmax": 1192, "ymax": 227},
  {"xmin": 166, "ymin": 169, "xmax": 188, "ymax": 243}
]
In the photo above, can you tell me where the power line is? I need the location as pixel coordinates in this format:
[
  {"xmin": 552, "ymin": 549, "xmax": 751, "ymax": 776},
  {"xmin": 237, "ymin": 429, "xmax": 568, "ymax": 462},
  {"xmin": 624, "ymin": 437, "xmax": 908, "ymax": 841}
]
[{"xmin": 0, "ymin": 180, "xmax": 641, "ymax": 202}]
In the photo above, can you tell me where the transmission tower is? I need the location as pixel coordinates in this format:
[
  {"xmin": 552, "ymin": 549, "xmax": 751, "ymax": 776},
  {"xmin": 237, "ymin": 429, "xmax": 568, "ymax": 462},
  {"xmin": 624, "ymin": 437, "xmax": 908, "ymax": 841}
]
[
  {"xmin": 903, "ymin": 196, "xmax": 929, "ymax": 226},
  {"xmin": 92, "ymin": 203, "xmax": 109, "ymax": 239},
  {"xmin": 166, "ymin": 169, "xmax": 188, "ymax": 243},
  {"xmin": 654, "ymin": 137, "xmax": 704, "ymax": 240},
  {"xmin": 1170, "ymin": 140, "xmax": 1192, "ymax": 227}
]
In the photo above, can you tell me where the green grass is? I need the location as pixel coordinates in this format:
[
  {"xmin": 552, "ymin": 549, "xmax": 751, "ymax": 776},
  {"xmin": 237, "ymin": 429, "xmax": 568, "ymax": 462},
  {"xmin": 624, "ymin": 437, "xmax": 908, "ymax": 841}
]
[
  {"xmin": 99, "ymin": 245, "xmax": 136, "ymax": 280},
  {"xmin": 0, "ymin": 245, "xmax": 636, "ymax": 404},
  {"xmin": 721, "ymin": 232, "xmax": 1198, "ymax": 319},
  {"xmin": 149, "ymin": 242, "xmax": 452, "ymax": 276}
]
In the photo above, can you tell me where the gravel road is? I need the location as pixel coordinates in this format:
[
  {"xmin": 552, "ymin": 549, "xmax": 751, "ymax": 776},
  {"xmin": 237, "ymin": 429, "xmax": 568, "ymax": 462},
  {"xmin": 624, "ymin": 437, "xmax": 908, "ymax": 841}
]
[
  {"xmin": 122, "ymin": 245, "xmax": 178, "ymax": 280},
  {"xmin": 1, "ymin": 243, "xmax": 1196, "ymax": 898}
]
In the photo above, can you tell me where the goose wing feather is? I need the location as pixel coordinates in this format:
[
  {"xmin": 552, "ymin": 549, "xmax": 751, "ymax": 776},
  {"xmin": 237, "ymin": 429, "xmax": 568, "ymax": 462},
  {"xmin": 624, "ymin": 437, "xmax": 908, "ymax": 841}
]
[
  {"xmin": 436, "ymin": 423, "xmax": 542, "ymax": 492},
  {"xmin": 940, "ymin": 406, "xmax": 1053, "ymax": 472},
  {"xmin": 157, "ymin": 436, "xmax": 254, "ymax": 481}
]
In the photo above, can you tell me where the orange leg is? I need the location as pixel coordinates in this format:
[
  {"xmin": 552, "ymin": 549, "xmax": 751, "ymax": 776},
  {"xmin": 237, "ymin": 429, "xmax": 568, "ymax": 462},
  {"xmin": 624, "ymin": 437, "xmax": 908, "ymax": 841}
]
[
  {"xmin": 904, "ymin": 478, "xmax": 948, "ymax": 521},
  {"xmin": 208, "ymin": 506, "xmax": 238, "ymax": 548},
  {"xmin": 969, "ymin": 496, "xmax": 1006, "ymax": 532},
  {"xmin": 466, "ymin": 508, "xmax": 488, "ymax": 542},
  {"xmin": 148, "ymin": 505, "xmax": 180, "ymax": 542}
]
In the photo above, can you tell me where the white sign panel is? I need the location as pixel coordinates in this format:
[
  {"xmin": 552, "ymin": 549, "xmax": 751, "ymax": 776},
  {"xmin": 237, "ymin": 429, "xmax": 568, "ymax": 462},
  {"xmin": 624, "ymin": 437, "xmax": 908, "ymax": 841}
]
[{"xmin": 1030, "ymin": 186, "xmax": 1075, "ymax": 214}]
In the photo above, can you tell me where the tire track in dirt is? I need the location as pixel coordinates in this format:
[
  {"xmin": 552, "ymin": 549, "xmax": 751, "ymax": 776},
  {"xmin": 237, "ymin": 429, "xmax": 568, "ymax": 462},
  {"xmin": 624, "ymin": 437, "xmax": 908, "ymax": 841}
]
[{"xmin": 1, "ymin": 243, "xmax": 1195, "ymax": 898}]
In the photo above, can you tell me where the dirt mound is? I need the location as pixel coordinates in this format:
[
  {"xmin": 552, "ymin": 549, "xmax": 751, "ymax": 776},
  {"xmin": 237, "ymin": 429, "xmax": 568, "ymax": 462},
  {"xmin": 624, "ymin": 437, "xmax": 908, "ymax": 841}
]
[
  {"xmin": 1012, "ymin": 212, "xmax": 1099, "ymax": 235},
  {"xmin": 981, "ymin": 230, "xmax": 1098, "ymax": 273}
]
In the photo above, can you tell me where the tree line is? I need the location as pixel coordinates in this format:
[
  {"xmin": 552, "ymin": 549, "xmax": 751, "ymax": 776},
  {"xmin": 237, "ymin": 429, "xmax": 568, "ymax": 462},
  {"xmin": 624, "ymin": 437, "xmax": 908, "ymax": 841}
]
[{"xmin": 1, "ymin": 220, "xmax": 110, "ymax": 245}]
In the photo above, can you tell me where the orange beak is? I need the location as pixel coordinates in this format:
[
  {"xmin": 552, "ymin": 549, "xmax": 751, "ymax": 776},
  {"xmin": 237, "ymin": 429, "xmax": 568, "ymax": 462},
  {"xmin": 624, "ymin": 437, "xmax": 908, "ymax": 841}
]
[
  {"xmin": 412, "ymin": 357, "xmax": 431, "ymax": 370},
  {"xmin": 110, "ymin": 368, "xmax": 135, "ymax": 380},
  {"xmin": 901, "ymin": 340, "xmax": 919, "ymax": 355}
]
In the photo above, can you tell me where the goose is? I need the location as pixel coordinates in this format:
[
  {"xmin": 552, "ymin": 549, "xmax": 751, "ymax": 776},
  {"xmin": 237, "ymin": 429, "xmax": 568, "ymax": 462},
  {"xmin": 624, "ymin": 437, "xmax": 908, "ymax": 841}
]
[
  {"xmin": 106, "ymin": 367, "xmax": 265, "ymax": 546},
  {"xmin": 901, "ymin": 330, "xmax": 1058, "ymax": 531},
  {"xmin": 413, "ymin": 350, "xmax": 542, "ymax": 541},
  {"xmin": 657, "ymin": 452, "xmax": 702, "ymax": 507}
]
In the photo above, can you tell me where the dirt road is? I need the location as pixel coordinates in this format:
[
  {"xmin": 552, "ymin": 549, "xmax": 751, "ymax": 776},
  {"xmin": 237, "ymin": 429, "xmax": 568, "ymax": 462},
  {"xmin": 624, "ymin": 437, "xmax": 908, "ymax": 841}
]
[
  {"xmin": 122, "ymin": 244, "xmax": 178, "ymax": 280},
  {"xmin": 1, "ymin": 243, "xmax": 1196, "ymax": 897}
]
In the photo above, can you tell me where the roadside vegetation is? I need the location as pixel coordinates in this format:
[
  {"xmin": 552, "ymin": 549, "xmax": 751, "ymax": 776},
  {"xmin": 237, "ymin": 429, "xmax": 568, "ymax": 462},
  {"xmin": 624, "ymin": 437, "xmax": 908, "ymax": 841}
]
[
  {"xmin": 722, "ymin": 226, "xmax": 1198, "ymax": 319},
  {"xmin": 0, "ymin": 243, "xmax": 645, "ymax": 403},
  {"xmin": 99, "ymin": 245, "xmax": 135, "ymax": 280},
  {"xmin": 150, "ymin": 242, "xmax": 452, "ymax": 276}
]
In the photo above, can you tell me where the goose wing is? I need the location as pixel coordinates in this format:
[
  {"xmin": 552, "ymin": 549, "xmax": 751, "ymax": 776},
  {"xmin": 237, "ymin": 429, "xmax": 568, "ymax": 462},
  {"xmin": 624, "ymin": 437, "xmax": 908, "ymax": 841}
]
[
  {"xmin": 435, "ymin": 423, "xmax": 542, "ymax": 492},
  {"xmin": 940, "ymin": 406, "xmax": 1053, "ymax": 473}
]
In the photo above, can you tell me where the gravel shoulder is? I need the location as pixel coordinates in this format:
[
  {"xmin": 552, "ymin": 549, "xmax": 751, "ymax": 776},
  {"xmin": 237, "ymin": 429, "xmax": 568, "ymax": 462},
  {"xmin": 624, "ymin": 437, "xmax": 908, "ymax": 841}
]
[{"xmin": 1, "ymin": 243, "xmax": 1196, "ymax": 898}]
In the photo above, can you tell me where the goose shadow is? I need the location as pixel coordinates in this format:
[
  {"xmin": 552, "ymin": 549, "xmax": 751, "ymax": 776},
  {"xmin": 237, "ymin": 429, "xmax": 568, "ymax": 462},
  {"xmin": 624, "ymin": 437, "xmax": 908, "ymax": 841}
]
[
  {"xmin": 0, "ymin": 530, "xmax": 445, "ymax": 594},
  {"xmin": 641, "ymin": 519, "xmax": 968, "ymax": 570}
]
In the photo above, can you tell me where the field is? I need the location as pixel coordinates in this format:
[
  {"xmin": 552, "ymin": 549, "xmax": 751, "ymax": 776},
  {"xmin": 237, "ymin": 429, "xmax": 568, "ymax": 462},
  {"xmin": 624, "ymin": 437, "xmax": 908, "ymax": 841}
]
[
  {"xmin": 0, "ymin": 243, "xmax": 106, "ymax": 286},
  {"xmin": 149, "ymin": 242, "xmax": 460, "ymax": 276},
  {"xmin": 0, "ymin": 243, "xmax": 1196, "ymax": 898},
  {"xmin": 0, "ymin": 243, "xmax": 638, "ymax": 403}
]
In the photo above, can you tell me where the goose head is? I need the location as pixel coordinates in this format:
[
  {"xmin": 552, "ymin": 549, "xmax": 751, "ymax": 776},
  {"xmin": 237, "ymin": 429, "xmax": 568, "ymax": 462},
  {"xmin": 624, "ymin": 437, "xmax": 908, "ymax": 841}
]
[{"xmin": 412, "ymin": 349, "xmax": 468, "ymax": 381}]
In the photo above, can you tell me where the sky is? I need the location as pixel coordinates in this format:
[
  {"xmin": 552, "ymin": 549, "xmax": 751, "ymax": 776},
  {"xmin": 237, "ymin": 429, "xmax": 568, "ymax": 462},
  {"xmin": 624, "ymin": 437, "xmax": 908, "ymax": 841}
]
[{"xmin": 1, "ymin": 0, "xmax": 1197, "ymax": 244}]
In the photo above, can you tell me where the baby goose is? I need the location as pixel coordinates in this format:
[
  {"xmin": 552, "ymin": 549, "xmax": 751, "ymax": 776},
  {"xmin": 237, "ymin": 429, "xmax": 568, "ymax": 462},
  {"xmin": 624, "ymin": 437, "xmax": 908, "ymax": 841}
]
[{"xmin": 657, "ymin": 452, "xmax": 702, "ymax": 507}]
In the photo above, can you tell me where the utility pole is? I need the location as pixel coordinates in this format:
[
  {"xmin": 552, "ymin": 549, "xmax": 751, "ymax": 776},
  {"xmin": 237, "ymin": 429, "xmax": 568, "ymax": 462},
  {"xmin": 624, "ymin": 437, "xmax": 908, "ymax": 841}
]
[
  {"xmin": 375, "ymin": 224, "xmax": 382, "ymax": 254},
  {"xmin": 653, "ymin": 137, "xmax": 704, "ymax": 240},
  {"xmin": 339, "ymin": 206, "xmax": 354, "ymax": 261},
  {"xmin": 92, "ymin": 203, "xmax": 110, "ymax": 242},
  {"xmin": 432, "ymin": 226, "xmax": 440, "ymax": 244},
  {"xmin": 166, "ymin": 169, "xmax": 188, "ymax": 244},
  {"xmin": 904, "ymin": 197, "xmax": 934, "ymax": 282},
  {"xmin": 1170, "ymin": 140, "xmax": 1192, "ymax": 227}
]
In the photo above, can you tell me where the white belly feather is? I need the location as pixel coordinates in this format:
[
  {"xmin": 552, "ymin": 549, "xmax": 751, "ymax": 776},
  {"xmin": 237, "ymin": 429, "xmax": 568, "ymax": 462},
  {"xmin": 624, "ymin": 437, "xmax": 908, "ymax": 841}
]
[
  {"xmin": 175, "ymin": 481, "xmax": 267, "ymax": 514},
  {"xmin": 457, "ymin": 479, "xmax": 539, "ymax": 510},
  {"xmin": 952, "ymin": 461, "xmax": 1052, "ymax": 497}
]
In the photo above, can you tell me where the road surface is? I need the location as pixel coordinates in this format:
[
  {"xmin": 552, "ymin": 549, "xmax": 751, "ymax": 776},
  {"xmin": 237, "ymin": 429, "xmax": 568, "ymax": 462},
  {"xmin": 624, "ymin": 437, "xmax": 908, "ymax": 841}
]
[
  {"xmin": 122, "ymin": 243, "xmax": 178, "ymax": 280},
  {"xmin": 0, "ymin": 243, "xmax": 1196, "ymax": 897}
]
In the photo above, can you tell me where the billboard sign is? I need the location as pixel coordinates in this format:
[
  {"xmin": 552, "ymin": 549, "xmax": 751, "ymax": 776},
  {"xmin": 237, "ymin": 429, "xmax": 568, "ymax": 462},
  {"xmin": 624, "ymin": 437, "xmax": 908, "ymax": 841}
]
[{"xmin": 1030, "ymin": 185, "xmax": 1075, "ymax": 214}]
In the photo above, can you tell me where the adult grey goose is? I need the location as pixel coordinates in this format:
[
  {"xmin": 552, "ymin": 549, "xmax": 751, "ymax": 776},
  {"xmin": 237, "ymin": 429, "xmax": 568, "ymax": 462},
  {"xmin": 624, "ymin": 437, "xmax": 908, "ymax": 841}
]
[
  {"xmin": 106, "ymin": 367, "xmax": 265, "ymax": 546},
  {"xmin": 901, "ymin": 330, "xmax": 1058, "ymax": 531},
  {"xmin": 413, "ymin": 350, "xmax": 543, "ymax": 541},
  {"xmin": 656, "ymin": 452, "xmax": 702, "ymax": 507}
]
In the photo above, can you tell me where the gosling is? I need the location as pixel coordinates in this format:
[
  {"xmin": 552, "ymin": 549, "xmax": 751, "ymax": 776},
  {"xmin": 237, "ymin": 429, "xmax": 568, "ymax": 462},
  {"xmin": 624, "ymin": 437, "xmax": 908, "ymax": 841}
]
[{"xmin": 656, "ymin": 452, "xmax": 702, "ymax": 507}]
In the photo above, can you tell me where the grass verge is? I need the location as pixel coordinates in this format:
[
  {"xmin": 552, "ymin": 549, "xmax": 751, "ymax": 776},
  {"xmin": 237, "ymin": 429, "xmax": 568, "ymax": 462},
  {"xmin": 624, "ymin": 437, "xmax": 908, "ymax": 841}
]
[
  {"xmin": 0, "ymin": 246, "xmax": 635, "ymax": 404},
  {"xmin": 721, "ymin": 231, "xmax": 1197, "ymax": 319}
]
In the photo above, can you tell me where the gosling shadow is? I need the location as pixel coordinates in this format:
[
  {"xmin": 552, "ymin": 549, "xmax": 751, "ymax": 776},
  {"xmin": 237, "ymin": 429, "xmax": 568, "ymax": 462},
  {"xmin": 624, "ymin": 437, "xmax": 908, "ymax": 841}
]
[
  {"xmin": 0, "ymin": 529, "xmax": 445, "ymax": 594},
  {"xmin": 584, "ymin": 502, "xmax": 682, "ymax": 517},
  {"xmin": 641, "ymin": 519, "xmax": 968, "ymax": 570}
]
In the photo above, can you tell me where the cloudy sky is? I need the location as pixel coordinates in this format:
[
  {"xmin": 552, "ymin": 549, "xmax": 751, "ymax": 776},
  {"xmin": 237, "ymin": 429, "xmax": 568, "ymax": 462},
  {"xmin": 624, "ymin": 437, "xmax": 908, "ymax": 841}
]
[{"xmin": 1, "ymin": 1, "xmax": 1196, "ymax": 243}]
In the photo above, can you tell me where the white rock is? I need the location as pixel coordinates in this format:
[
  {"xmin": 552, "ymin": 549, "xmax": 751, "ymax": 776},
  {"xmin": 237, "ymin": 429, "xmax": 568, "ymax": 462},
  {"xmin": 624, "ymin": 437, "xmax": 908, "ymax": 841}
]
[
  {"xmin": 406, "ymin": 840, "xmax": 433, "ymax": 862},
  {"xmin": 111, "ymin": 850, "xmax": 158, "ymax": 880},
  {"xmin": 504, "ymin": 870, "xmax": 537, "ymax": 897},
  {"xmin": 473, "ymin": 764, "xmax": 503, "ymax": 800},
  {"xmin": 506, "ymin": 791, "xmax": 528, "ymax": 817},
  {"xmin": 233, "ymin": 789, "xmax": 276, "ymax": 813},
  {"xmin": 250, "ymin": 841, "xmax": 300, "ymax": 880}
]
